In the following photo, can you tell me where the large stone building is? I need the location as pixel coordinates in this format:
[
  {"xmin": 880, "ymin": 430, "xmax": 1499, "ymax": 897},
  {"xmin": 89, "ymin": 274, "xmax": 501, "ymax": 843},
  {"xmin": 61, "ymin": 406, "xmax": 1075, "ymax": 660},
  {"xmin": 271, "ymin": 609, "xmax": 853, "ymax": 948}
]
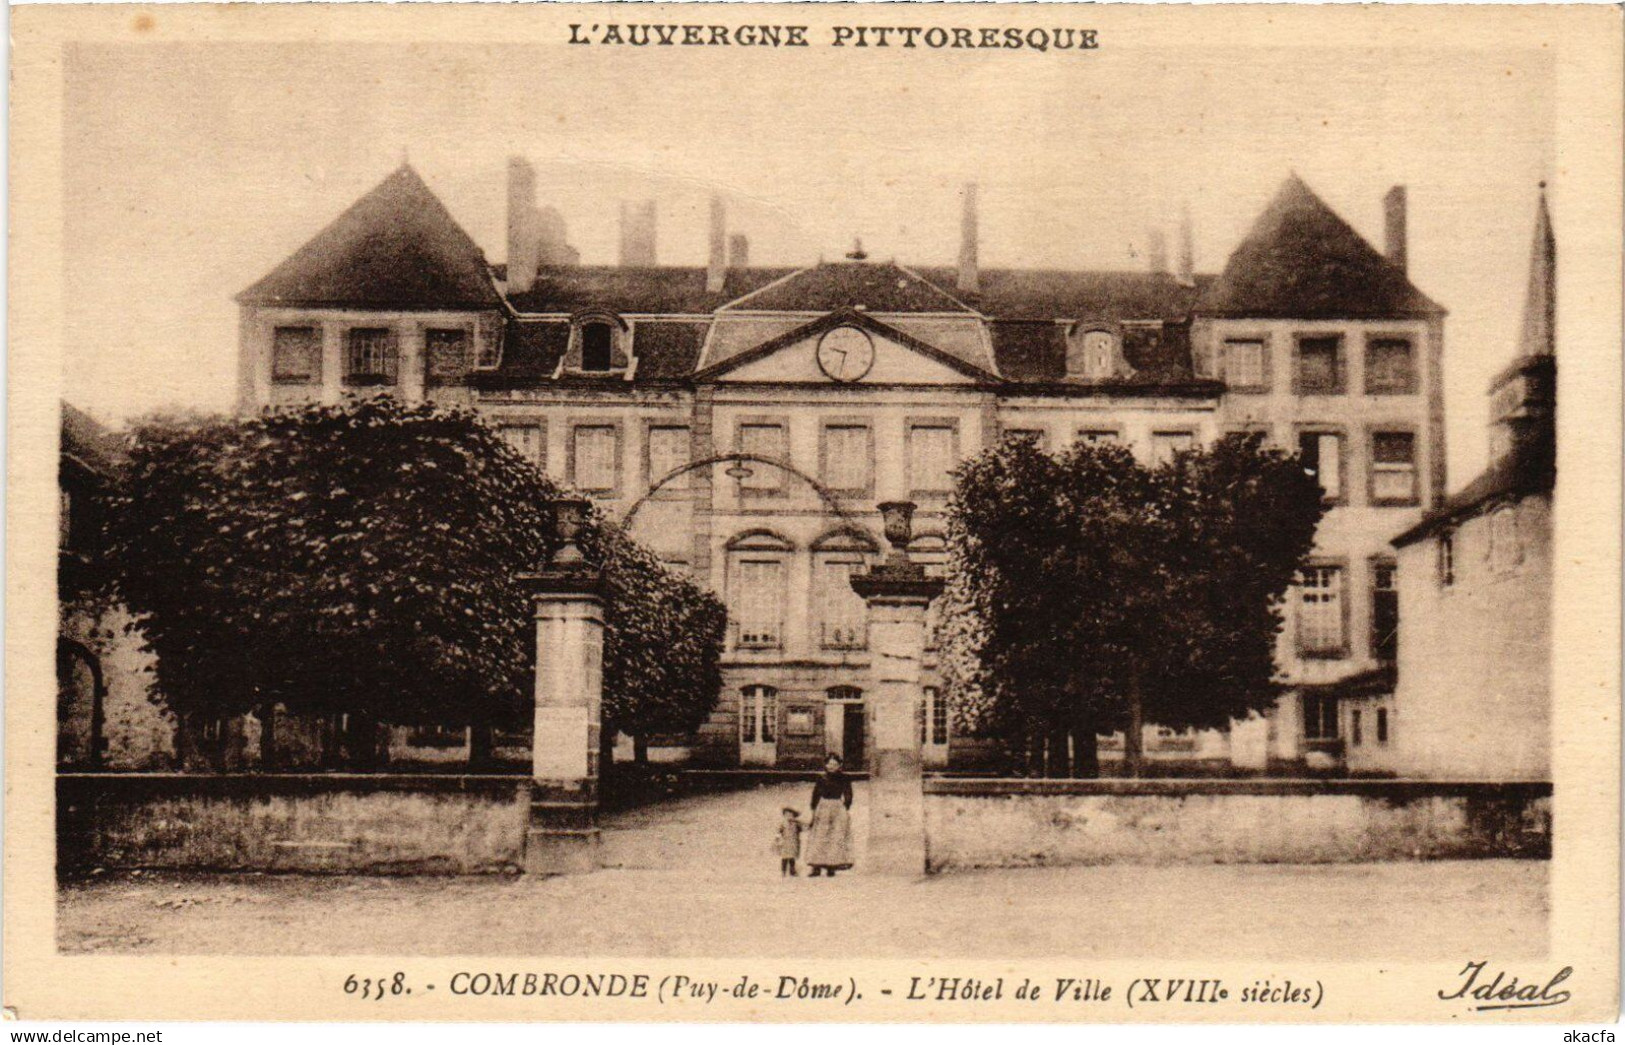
[
  {"xmin": 1388, "ymin": 190, "xmax": 1556, "ymax": 781},
  {"xmin": 235, "ymin": 160, "xmax": 1448, "ymax": 772}
]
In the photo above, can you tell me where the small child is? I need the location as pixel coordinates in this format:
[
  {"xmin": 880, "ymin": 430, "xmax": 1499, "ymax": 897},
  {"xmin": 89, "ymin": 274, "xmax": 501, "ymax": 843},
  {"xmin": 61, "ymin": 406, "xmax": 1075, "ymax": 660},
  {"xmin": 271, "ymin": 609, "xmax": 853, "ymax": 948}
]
[{"xmin": 775, "ymin": 807, "xmax": 804, "ymax": 876}]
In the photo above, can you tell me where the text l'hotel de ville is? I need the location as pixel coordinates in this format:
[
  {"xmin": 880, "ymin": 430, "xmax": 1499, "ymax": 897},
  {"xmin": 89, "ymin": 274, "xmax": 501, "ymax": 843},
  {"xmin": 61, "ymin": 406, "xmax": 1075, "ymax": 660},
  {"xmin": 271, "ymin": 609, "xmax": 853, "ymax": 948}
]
[{"xmin": 568, "ymin": 23, "xmax": 1100, "ymax": 52}]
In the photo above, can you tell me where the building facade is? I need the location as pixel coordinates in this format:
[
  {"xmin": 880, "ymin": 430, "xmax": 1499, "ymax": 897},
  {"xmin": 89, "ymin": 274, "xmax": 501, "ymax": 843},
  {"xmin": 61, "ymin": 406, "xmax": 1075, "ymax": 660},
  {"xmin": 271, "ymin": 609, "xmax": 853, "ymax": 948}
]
[
  {"xmin": 1388, "ymin": 191, "xmax": 1555, "ymax": 781},
  {"xmin": 235, "ymin": 160, "xmax": 1448, "ymax": 772}
]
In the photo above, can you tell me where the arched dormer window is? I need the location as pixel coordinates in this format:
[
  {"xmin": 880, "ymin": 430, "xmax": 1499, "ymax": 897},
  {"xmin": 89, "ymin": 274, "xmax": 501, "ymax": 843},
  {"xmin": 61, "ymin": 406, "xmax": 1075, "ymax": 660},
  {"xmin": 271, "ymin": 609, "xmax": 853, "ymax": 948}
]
[
  {"xmin": 567, "ymin": 310, "xmax": 630, "ymax": 375},
  {"xmin": 726, "ymin": 530, "xmax": 794, "ymax": 650},
  {"xmin": 812, "ymin": 528, "xmax": 879, "ymax": 651},
  {"xmin": 581, "ymin": 322, "xmax": 614, "ymax": 371}
]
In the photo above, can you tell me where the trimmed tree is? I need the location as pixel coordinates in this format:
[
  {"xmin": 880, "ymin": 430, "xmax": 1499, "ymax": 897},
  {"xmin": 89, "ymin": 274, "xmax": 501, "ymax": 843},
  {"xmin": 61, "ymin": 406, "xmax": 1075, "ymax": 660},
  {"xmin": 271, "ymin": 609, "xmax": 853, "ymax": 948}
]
[
  {"xmin": 941, "ymin": 433, "xmax": 1324, "ymax": 777},
  {"xmin": 105, "ymin": 396, "xmax": 724, "ymax": 769}
]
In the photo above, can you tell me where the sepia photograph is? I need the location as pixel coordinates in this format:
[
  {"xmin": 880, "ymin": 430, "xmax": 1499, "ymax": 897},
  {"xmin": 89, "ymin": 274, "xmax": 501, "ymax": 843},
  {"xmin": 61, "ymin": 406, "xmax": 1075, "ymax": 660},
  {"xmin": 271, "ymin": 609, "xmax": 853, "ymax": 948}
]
[{"xmin": 6, "ymin": 1, "xmax": 1621, "ymax": 1025}]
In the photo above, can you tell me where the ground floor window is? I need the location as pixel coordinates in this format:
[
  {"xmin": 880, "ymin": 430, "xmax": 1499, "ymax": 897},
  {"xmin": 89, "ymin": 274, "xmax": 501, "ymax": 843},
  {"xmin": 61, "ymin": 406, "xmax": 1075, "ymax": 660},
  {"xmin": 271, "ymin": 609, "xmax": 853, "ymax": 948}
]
[{"xmin": 1302, "ymin": 694, "xmax": 1339, "ymax": 741}]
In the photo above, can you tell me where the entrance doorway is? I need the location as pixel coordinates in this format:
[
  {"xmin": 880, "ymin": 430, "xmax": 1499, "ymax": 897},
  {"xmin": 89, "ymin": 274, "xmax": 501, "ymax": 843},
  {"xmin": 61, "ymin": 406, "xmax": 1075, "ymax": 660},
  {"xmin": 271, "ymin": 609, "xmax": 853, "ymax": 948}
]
[{"xmin": 826, "ymin": 686, "xmax": 865, "ymax": 769}]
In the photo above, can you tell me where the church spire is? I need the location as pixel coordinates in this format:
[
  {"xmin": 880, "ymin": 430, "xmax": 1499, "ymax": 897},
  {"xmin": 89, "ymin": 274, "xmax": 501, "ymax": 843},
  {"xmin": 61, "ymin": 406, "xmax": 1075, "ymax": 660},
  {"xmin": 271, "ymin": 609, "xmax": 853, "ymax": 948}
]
[{"xmin": 1518, "ymin": 184, "xmax": 1556, "ymax": 358}]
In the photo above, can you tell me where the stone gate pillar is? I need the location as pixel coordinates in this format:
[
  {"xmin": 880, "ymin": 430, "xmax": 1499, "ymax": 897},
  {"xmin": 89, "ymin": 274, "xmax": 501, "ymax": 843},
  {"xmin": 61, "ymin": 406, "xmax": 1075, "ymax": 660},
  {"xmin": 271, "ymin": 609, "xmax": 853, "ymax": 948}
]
[
  {"xmin": 851, "ymin": 501, "xmax": 943, "ymax": 876},
  {"xmin": 521, "ymin": 498, "xmax": 603, "ymax": 875}
]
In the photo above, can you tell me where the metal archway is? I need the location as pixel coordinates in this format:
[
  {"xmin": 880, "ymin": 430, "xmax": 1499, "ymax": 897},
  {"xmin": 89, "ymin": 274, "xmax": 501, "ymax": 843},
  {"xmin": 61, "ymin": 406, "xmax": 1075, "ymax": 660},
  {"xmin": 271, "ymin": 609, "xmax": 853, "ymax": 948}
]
[{"xmin": 618, "ymin": 451, "xmax": 866, "ymax": 533}]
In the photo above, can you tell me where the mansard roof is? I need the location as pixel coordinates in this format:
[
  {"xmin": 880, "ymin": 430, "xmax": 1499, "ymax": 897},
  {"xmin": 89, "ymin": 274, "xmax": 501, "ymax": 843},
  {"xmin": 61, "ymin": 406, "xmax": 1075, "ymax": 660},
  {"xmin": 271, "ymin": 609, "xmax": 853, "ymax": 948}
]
[
  {"xmin": 913, "ymin": 267, "xmax": 1212, "ymax": 322},
  {"xmin": 1195, "ymin": 175, "xmax": 1444, "ymax": 320},
  {"xmin": 721, "ymin": 261, "xmax": 978, "ymax": 314},
  {"xmin": 989, "ymin": 321, "xmax": 1217, "ymax": 395},
  {"xmin": 237, "ymin": 165, "xmax": 502, "ymax": 310},
  {"xmin": 506, "ymin": 266, "xmax": 797, "ymax": 315}
]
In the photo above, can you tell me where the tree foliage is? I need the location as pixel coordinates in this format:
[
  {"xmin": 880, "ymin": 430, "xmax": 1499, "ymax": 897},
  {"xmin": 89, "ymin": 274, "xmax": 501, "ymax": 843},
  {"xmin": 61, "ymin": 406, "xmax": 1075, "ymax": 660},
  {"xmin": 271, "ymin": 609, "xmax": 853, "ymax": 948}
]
[
  {"xmin": 106, "ymin": 396, "xmax": 724, "ymax": 760},
  {"xmin": 940, "ymin": 433, "xmax": 1325, "ymax": 775}
]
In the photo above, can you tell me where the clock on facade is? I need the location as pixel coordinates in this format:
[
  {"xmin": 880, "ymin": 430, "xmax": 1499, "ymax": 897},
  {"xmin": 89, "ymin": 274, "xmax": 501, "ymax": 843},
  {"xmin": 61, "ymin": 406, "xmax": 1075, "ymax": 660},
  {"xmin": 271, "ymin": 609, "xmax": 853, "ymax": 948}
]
[{"xmin": 816, "ymin": 326, "xmax": 876, "ymax": 383}]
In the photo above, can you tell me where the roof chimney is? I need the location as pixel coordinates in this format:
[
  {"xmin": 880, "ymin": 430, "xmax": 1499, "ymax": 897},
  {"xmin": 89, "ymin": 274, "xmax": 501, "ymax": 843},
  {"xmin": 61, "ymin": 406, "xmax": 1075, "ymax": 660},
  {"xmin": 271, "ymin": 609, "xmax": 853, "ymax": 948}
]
[
  {"xmin": 957, "ymin": 182, "xmax": 980, "ymax": 295},
  {"xmin": 1146, "ymin": 228, "xmax": 1169, "ymax": 275},
  {"xmin": 1384, "ymin": 185, "xmax": 1408, "ymax": 273},
  {"xmin": 706, "ymin": 196, "xmax": 727, "ymax": 293},
  {"xmin": 506, "ymin": 156, "xmax": 541, "ymax": 293},
  {"xmin": 1175, "ymin": 204, "xmax": 1195, "ymax": 287},
  {"xmin": 728, "ymin": 233, "xmax": 750, "ymax": 269},
  {"xmin": 618, "ymin": 199, "xmax": 657, "ymax": 267}
]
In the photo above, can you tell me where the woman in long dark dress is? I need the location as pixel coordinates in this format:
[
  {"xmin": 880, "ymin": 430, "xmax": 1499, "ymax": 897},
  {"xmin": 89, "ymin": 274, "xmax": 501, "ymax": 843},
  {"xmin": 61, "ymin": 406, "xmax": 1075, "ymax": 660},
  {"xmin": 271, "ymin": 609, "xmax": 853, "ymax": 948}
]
[{"xmin": 802, "ymin": 754, "xmax": 854, "ymax": 876}]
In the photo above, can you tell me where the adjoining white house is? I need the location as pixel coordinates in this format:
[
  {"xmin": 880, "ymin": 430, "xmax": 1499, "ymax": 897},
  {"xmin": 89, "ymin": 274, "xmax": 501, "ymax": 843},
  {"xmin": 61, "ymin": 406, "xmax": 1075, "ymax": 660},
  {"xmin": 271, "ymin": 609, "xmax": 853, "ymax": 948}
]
[
  {"xmin": 1387, "ymin": 190, "xmax": 1556, "ymax": 782},
  {"xmin": 232, "ymin": 160, "xmax": 1448, "ymax": 772}
]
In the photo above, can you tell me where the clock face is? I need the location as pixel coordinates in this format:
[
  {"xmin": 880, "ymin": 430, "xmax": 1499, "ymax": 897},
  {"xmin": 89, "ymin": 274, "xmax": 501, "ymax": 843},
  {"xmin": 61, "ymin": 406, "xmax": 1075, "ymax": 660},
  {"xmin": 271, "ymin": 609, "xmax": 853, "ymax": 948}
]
[{"xmin": 816, "ymin": 326, "xmax": 876, "ymax": 383}]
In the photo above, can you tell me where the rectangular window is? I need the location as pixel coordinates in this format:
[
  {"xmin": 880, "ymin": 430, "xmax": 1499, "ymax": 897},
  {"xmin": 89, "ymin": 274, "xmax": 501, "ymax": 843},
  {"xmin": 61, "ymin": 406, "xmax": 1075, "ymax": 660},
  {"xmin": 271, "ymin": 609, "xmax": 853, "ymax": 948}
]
[
  {"xmin": 425, "ymin": 328, "xmax": 471, "ymax": 383},
  {"xmin": 821, "ymin": 424, "xmax": 872, "ymax": 494},
  {"xmin": 930, "ymin": 687, "xmax": 949, "ymax": 746},
  {"xmin": 647, "ymin": 425, "xmax": 690, "ymax": 490},
  {"xmin": 344, "ymin": 328, "xmax": 398, "ymax": 383},
  {"xmin": 572, "ymin": 425, "xmax": 619, "ymax": 494},
  {"xmin": 1221, "ymin": 338, "xmax": 1267, "ymax": 390},
  {"xmin": 1376, "ymin": 708, "xmax": 1390, "ymax": 744},
  {"xmin": 1365, "ymin": 338, "xmax": 1417, "ymax": 394},
  {"xmin": 1302, "ymin": 695, "xmax": 1340, "ymax": 741},
  {"xmin": 908, "ymin": 423, "xmax": 957, "ymax": 494},
  {"xmin": 1077, "ymin": 429, "xmax": 1120, "ymax": 445},
  {"xmin": 819, "ymin": 557, "xmax": 868, "ymax": 649},
  {"xmin": 1151, "ymin": 430, "xmax": 1195, "ymax": 466},
  {"xmin": 736, "ymin": 560, "xmax": 785, "ymax": 648},
  {"xmin": 738, "ymin": 423, "xmax": 787, "ymax": 492},
  {"xmin": 1372, "ymin": 562, "xmax": 1398, "ymax": 663},
  {"xmin": 497, "ymin": 424, "xmax": 544, "ymax": 466},
  {"xmin": 1299, "ymin": 565, "xmax": 1347, "ymax": 656},
  {"xmin": 1350, "ymin": 709, "xmax": 1364, "ymax": 747},
  {"xmin": 1296, "ymin": 335, "xmax": 1344, "ymax": 394},
  {"xmin": 271, "ymin": 326, "xmax": 321, "ymax": 383},
  {"xmin": 740, "ymin": 688, "xmax": 777, "ymax": 745},
  {"xmin": 1298, "ymin": 431, "xmax": 1344, "ymax": 501},
  {"xmin": 1371, "ymin": 431, "xmax": 1418, "ymax": 505}
]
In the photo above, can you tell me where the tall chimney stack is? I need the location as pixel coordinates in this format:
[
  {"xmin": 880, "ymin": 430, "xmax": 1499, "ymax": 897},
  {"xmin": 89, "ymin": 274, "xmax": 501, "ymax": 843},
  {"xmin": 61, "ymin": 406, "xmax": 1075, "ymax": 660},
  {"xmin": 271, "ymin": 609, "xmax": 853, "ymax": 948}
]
[
  {"xmin": 618, "ymin": 199, "xmax": 658, "ymax": 267},
  {"xmin": 1146, "ymin": 228, "xmax": 1169, "ymax": 275},
  {"xmin": 506, "ymin": 156, "xmax": 541, "ymax": 293},
  {"xmin": 706, "ymin": 196, "xmax": 727, "ymax": 293},
  {"xmin": 957, "ymin": 182, "xmax": 980, "ymax": 295},
  {"xmin": 1175, "ymin": 204, "xmax": 1195, "ymax": 286},
  {"xmin": 728, "ymin": 233, "xmax": 750, "ymax": 269},
  {"xmin": 1384, "ymin": 185, "xmax": 1408, "ymax": 273}
]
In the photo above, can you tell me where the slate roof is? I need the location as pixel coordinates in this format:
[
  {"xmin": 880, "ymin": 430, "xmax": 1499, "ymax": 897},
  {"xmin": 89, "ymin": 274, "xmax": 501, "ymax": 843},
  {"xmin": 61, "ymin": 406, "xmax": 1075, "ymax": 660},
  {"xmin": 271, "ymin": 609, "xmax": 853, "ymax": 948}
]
[
  {"xmin": 629, "ymin": 322, "xmax": 709, "ymax": 379},
  {"xmin": 506, "ymin": 266, "xmax": 797, "ymax": 315},
  {"xmin": 914, "ymin": 267, "xmax": 1212, "ymax": 322},
  {"xmin": 989, "ymin": 320, "xmax": 1218, "ymax": 395},
  {"xmin": 722, "ymin": 261, "xmax": 976, "ymax": 314},
  {"xmin": 61, "ymin": 402, "xmax": 124, "ymax": 477},
  {"xmin": 1195, "ymin": 175, "xmax": 1444, "ymax": 320},
  {"xmin": 238, "ymin": 166, "xmax": 502, "ymax": 310}
]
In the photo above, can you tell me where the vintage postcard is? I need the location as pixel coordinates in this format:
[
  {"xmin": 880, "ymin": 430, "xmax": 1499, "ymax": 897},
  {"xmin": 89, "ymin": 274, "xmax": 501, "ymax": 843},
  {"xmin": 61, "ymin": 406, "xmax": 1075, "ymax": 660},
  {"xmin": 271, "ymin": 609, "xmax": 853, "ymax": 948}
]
[{"xmin": 5, "ymin": 1, "xmax": 1621, "ymax": 1025}]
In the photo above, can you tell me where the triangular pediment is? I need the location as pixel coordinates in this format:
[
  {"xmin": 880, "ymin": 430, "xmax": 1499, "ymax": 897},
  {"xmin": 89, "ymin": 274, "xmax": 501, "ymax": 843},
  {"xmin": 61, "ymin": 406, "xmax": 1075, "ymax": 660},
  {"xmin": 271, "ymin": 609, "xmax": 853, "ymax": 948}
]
[{"xmin": 696, "ymin": 309, "xmax": 997, "ymax": 385}]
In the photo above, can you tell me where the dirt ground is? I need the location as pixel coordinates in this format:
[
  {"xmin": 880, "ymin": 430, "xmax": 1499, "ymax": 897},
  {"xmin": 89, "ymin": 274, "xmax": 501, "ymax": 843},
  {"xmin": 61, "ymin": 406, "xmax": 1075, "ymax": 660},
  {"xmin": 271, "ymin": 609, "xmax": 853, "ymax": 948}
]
[{"xmin": 58, "ymin": 782, "xmax": 1549, "ymax": 959}]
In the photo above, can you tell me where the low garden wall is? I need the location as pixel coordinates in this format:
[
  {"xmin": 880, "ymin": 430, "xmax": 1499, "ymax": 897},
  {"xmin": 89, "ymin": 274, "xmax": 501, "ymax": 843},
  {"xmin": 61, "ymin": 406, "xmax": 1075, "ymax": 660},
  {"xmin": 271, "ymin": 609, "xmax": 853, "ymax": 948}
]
[
  {"xmin": 58, "ymin": 773, "xmax": 531, "ymax": 874},
  {"xmin": 922, "ymin": 778, "xmax": 1552, "ymax": 871}
]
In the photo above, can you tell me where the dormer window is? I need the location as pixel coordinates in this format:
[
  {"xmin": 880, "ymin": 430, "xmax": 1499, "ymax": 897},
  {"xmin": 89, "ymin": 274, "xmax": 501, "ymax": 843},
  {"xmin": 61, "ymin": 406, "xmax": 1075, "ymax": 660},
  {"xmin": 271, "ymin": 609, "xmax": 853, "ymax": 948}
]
[
  {"xmin": 580, "ymin": 322, "xmax": 614, "ymax": 372},
  {"xmin": 1066, "ymin": 328, "xmax": 1118, "ymax": 380},
  {"xmin": 565, "ymin": 311, "xmax": 631, "ymax": 375}
]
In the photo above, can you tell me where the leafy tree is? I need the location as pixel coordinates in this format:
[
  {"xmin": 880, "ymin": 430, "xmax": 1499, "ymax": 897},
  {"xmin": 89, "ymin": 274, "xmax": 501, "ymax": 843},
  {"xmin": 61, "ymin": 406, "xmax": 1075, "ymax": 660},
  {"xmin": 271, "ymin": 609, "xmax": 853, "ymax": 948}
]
[
  {"xmin": 106, "ymin": 396, "xmax": 723, "ymax": 769},
  {"xmin": 940, "ymin": 433, "xmax": 1324, "ymax": 777}
]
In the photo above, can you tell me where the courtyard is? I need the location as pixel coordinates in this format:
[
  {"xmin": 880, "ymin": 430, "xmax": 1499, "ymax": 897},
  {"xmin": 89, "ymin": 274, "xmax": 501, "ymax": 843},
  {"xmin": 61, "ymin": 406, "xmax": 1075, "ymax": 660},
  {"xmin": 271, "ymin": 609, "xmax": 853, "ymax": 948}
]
[{"xmin": 58, "ymin": 782, "xmax": 1549, "ymax": 959}]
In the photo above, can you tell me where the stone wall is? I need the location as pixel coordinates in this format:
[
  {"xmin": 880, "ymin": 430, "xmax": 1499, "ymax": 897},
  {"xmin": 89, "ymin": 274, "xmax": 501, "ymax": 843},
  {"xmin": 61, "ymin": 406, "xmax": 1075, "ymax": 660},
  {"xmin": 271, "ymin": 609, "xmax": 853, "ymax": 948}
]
[
  {"xmin": 923, "ymin": 778, "xmax": 1550, "ymax": 872},
  {"xmin": 59, "ymin": 774, "xmax": 530, "ymax": 874}
]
